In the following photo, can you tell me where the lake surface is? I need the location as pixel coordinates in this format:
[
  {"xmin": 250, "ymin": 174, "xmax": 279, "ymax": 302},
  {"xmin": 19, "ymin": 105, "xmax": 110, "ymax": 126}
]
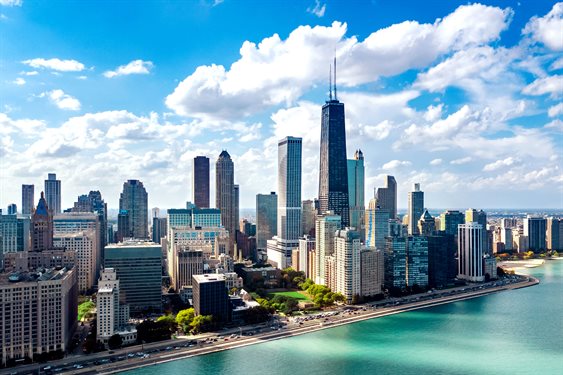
[{"xmin": 124, "ymin": 260, "xmax": 563, "ymax": 375}]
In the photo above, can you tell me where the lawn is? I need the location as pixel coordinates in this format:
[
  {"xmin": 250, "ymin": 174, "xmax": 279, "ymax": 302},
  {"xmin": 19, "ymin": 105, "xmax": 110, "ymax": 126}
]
[
  {"xmin": 268, "ymin": 290, "xmax": 312, "ymax": 302},
  {"xmin": 78, "ymin": 300, "xmax": 95, "ymax": 321}
]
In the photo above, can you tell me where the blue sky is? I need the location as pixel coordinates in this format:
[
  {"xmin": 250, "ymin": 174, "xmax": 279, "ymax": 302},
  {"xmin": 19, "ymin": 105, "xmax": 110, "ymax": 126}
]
[{"xmin": 0, "ymin": 0, "xmax": 561, "ymax": 211}]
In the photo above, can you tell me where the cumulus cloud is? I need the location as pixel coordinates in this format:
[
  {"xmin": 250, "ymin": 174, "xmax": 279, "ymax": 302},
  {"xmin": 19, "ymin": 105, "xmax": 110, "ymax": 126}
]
[
  {"xmin": 166, "ymin": 4, "xmax": 512, "ymax": 120},
  {"xmin": 40, "ymin": 90, "xmax": 81, "ymax": 111},
  {"xmin": 550, "ymin": 57, "xmax": 563, "ymax": 70},
  {"xmin": 0, "ymin": 113, "xmax": 46, "ymax": 137},
  {"xmin": 522, "ymin": 75, "xmax": 563, "ymax": 98},
  {"xmin": 523, "ymin": 2, "xmax": 563, "ymax": 51},
  {"xmin": 307, "ymin": 0, "xmax": 326, "ymax": 17},
  {"xmin": 382, "ymin": 160, "xmax": 412, "ymax": 170},
  {"xmin": 22, "ymin": 58, "xmax": 85, "ymax": 72},
  {"xmin": 0, "ymin": 0, "xmax": 22, "ymax": 6},
  {"xmin": 450, "ymin": 157, "xmax": 472, "ymax": 165},
  {"xmin": 483, "ymin": 157, "xmax": 517, "ymax": 171},
  {"xmin": 430, "ymin": 158, "xmax": 442, "ymax": 166},
  {"xmin": 103, "ymin": 60, "xmax": 154, "ymax": 78},
  {"xmin": 12, "ymin": 77, "xmax": 25, "ymax": 85},
  {"xmin": 548, "ymin": 103, "xmax": 563, "ymax": 117}
]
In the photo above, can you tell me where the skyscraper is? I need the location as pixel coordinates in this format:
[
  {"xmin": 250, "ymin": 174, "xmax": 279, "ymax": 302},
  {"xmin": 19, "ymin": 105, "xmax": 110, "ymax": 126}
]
[
  {"xmin": 118, "ymin": 180, "xmax": 148, "ymax": 239},
  {"xmin": 523, "ymin": 216, "xmax": 547, "ymax": 253},
  {"xmin": 44, "ymin": 173, "xmax": 61, "ymax": 214},
  {"xmin": 547, "ymin": 217, "xmax": 562, "ymax": 251},
  {"xmin": 439, "ymin": 210, "xmax": 465, "ymax": 236},
  {"xmin": 22, "ymin": 184, "xmax": 35, "ymax": 215},
  {"xmin": 347, "ymin": 150, "xmax": 365, "ymax": 240},
  {"xmin": 193, "ymin": 156, "xmax": 210, "ymax": 208},
  {"xmin": 234, "ymin": 184, "xmax": 240, "ymax": 234},
  {"xmin": 458, "ymin": 223, "xmax": 484, "ymax": 282},
  {"xmin": 256, "ymin": 192, "xmax": 277, "ymax": 249},
  {"xmin": 407, "ymin": 183, "xmax": 424, "ymax": 235},
  {"xmin": 318, "ymin": 59, "xmax": 349, "ymax": 227},
  {"xmin": 7, "ymin": 204, "xmax": 17, "ymax": 215},
  {"xmin": 301, "ymin": 199, "xmax": 317, "ymax": 236},
  {"xmin": 335, "ymin": 228, "xmax": 361, "ymax": 303},
  {"xmin": 267, "ymin": 137, "xmax": 302, "ymax": 269},
  {"xmin": 314, "ymin": 212, "xmax": 341, "ymax": 285},
  {"xmin": 375, "ymin": 175, "xmax": 397, "ymax": 219},
  {"xmin": 418, "ymin": 209, "xmax": 436, "ymax": 236},
  {"xmin": 32, "ymin": 192, "xmax": 54, "ymax": 252},
  {"xmin": 365, "ymin": 199, "xmax": 390, "ymax": 250},
  {"xmin": 216, "ymin": 150, "xmax": 236, "ymax": 254}
]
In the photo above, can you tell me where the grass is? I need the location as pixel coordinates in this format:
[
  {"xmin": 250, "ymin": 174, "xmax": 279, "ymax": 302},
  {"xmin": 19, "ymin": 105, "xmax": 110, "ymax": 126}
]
[
  {"xmin": 78, "ymin": 300, "xmax": 95, "ymax": 321},
  {"xmin": 268, "ymin": 290, "xmax": 312, "ymax": 302}
]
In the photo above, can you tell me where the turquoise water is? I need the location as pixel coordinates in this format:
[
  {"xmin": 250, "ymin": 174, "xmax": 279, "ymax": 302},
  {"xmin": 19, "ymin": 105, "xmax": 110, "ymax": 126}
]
[{"xmin": 125, "ymin": 261, "xmax": 563, "ymax": 375}]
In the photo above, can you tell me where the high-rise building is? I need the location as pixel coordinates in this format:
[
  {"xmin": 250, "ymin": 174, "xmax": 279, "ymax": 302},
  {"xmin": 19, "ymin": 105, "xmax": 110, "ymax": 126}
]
[
  {"xmin": 192, "ymin": 274, "xmax": 230, "ymax": 323},
  {"xmin": 439, "ymin": 210, "xmax": 465, "ymax": 236},
  {"xmin": 31, "ymin": 192, "xmax": 54, "ymax": 252},
  {"xmin": 407, "ymin": 183, "xmax": 424, "ymax": 235},
  {"xmin": 406, "ymin": 236, "xmax": 428, "ymax": 288},
  {"xmin": 104, "ymin": 241, "xmax": 162, "ymax": 315},
  {"xmin": 547, "ymin": 217, "xmax": 562, "ymax": 251},
  {"xmin": 523, "ymin": 216, "xmax": 547, "ymax": 253},
  {"xmin": 375, "ymin": 175, "xmax": 397, "ymax": 219},
  {"xmin": 500, "ymin": 227, "xmax": 513, "ymax": 251},
  {"xmin": 22, "ymin": 184, "xmax": 34, "ymax": 215},
  {"xmin": 466, "ymin": 209, "xmax": 488, "ymax": 254},
  {"xmin": 418, "ymin": 209, "xmax": 435, "ymax": 236},
  {"xmin": 335, "ymin": 228, "xmax": 361, "ymax": 303},
  {"xmin": 234, "ymin": 184, "xmax": 240, "ymax": 235},
  {"xmin": 169, "ymin": 249, "xmax": 204, "ymax": 291},
  {"xmin": 53, "ymin": 230, "xmax": 98, "ymax": 293},
  {"xmin": 116, "ymin": 210, "xmax": 129, "ymax": 243},
  {"xmin": 216, "ymin": 150, "xmax": 236, "ymax": 254},
  {"xmin": 301, "ymin": 199, "xmax": 317, "ymax": 236},
  {"xmin": 193, "ymin": 156, "xmax": 210, "ymax": 208},
  {"xmin": 347, "ymin": 150, "xmax": 365, "ymax": 241},
  {"xmin": 1, "ymin": 215, "xmax": 18, "ymax": 255},
  {"xmin": 360, "ymin": 247, "xmax": 384, "ymax": 298},
  {"xmin": 7, "ymin": 204, "xmax": 17, "ymax": 215},
  {"xmin": 318, "ymin": 60, "xmax": 350, "ymax": 227},
  {"xmin": 384, "ymin": 236, "xmax": 407, "ymax": 290},
  {"xmin": 427, "ymin": 233, "xmax": 457, "ymax": 288},
  {"xmin": 119, "ymin": 180, "xmax": 148, "ymax": 239},
  {"xmin": 458, "ymin": 223, "xmax": 484, "ymax": 282},
  {"xmin": 151, "ymin": 217, "xmax": 167, "ymax": 244},
  {"xmin": 256, "ymin": 192, "xmax": 277, "ymax": 250},
  {"xmin": 314, "ymin": 213, "xmax": 341, "ymax": 285},
  {"xmin": 298, "ymin": 235, "xmax": 315, "ymax": 278},
  {"xmin": 365, "ymin": 201, "xmax": 390, "ymax": 250},
  {"xmin": 0, "ymin": 267, "xmax": 78, "ymax": 366},
  {"xmin": 44, "ymin": 173, "xmax": 61, "ymax": 214}
]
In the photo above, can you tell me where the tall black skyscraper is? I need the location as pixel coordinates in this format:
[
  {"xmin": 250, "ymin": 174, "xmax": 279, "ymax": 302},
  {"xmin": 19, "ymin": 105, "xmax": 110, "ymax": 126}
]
[
  {"xmin": 318, "ymin": 58, "xmax": 349, "ymax": 227},
  {"xmin": 193, "ymin": 156, "xmax": 210, "ymax": 208}
]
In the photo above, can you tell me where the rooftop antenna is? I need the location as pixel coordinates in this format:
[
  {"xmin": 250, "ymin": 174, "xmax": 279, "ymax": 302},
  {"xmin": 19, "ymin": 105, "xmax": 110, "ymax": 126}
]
[
  {"xmin": 329, "ymin": 63, "xmax": 333, "ymax": 101},
  {"xmin": 333, "ymin": 53, "xmax": 337, "ymax": 101}
]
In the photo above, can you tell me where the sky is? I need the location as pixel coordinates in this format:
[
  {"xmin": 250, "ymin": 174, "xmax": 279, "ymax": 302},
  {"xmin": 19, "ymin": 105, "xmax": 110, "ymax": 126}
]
[{"xmin": 0, "ymin": 0, "xmax": 561, "ymax": 212}]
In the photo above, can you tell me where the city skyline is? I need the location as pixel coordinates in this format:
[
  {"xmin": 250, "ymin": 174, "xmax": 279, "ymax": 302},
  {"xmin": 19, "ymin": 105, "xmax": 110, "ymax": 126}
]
[{"xmin": 1, "ymin": 1, "xmax": 562, "ymax": 210}]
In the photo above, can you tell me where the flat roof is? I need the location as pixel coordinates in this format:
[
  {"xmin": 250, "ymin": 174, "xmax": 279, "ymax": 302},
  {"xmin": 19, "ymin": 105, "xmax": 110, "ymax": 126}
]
[
  {"xmin": 193, "ymin": 274, "xmax": 225, "ymax": 283},
  {"xmin": 0, "ymin": 267, "xmax": 72, "ymax": 286}
]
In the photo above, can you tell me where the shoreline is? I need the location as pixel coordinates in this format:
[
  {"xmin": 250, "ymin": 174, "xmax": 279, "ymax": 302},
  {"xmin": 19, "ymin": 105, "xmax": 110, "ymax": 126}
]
[{"xmin": 97, "ymin": 276, "xmax": 539, "ymax": 375}]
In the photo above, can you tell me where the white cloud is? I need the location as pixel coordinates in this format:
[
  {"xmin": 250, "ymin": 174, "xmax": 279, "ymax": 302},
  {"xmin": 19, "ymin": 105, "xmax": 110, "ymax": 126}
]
[
  {"xmin": 41, "ymin": 90, "xmax": 81, "ymax": 111},
  {"xmin": 430, "ymin": 158, "xmax": 442, "ymax": 166},
  {"xmin": 307, "ymin": 0, "xmax": 326, "ymax": 18},
  {"xmin": 103, "ymin": 60, "xmax": 154, "ymax": 78},
  {"xmin": 483, "ymin": 157, "xmax": 517, "ymax": 171},
  {"xmin": 20, "ymin": 71, "xmax": 38, "ymax": 76},
  {"xmin": 523, "ymin": 2, "xmax": 563, "ymax": 51},
  {"xmin": 548, "ymin": 103, "xmax": 563, "ymax": 117},
  {"xmin": 22, "ymin": 58, "xmax": 85, "ymax": 72},
  {"xmin": 424, "ymin": 104, "xmax": 443, "ymax": 122},
  {"xmin": 0, "ymin": 0, "xmax": 22, "ymax": 6},
  {"xmin": 12, "ymin": 77, "xmax": 25, "ymax": 85},
  {"xmin": 550, "ymin": 57, "xmax": 563, "ymax": 70},
  {"xmin": 545, "ymin": 119, "xmax": 563, "ymax": 132},
  {"xmin": 450, "ymin": 157, "xmax": 472, "ymax": 165},
  {"xmin": 166, "ymin": 4, "xmax": 512, "ymax": 120},
  {"xmin": 522, "ymin": 75, "xmax": 563, "ymax": 98},
  {"xmin": 382, "ymin": 160, "xmax": 412, "ymax": 170},
  {"xmin": 361, "ymin": 120, "xmax": 393, "ymax": 141},
  {"xmin": 0, "ymin": 113, "xmax": 46, "ymax": 137}
]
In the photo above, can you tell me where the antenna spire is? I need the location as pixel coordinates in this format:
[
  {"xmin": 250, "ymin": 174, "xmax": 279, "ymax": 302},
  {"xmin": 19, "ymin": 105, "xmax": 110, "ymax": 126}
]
[
  {"xmin": 333, "ymin": 53, "xmax": 337, "ymax": 101},
  {"xmin": 329, "ymin": 64, "xmax": 332, "ymax": 101}
]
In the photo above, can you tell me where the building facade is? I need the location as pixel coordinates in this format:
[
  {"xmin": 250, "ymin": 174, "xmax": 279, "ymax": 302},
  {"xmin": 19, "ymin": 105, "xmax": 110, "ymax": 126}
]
[
  {"xmin": 216, "ymin": 150, "xmax": 236, "ymax": 254},
  {"xmin": 375, "ymin": 175, "xmax": 397, "ymax": 219},
  {"xmin": 458, "ymin": 223, "xmax": 484, "ymax": 282},
  {"xmin": 256, "ymin": 192, "xmax": 277, "ymax": 249},
  {"xmin": 193, "ymin": 156, "xmax": 210, "ymax": 209},
  {"xmin": 347, "ymin": 150, "xmax": 365, "ymax": 241},
  {"xmin": 44, "ymin": 173, "xmax": 61, "ymax": 214},
  {"xmin": 407, "ymin": 183, "xmax": 424, "ymax": 236},
  {"xmin": 524, "ymin": 216, "xmax": 547, "ymax": 253},
  {"xmin": 360, "ymin": 247, "xmax": 384, "ymax": 298},
  {"xmin": 53, "ymin": 230, "xmax": 98, "ymax": 293},
  {"xmin": 118, "ymin": 180, "xmax": 149, "ymax": 239},
  {"xmin": 314, "ymin": 213, "xmax": 341, "ymax": 285},
  {"xmin": 192, "ymin": 274, "xmax": 230, "ymax": 323},
  {"xmin": 22, "ymin": 184, "xmax": 34, "ymax": 216}
]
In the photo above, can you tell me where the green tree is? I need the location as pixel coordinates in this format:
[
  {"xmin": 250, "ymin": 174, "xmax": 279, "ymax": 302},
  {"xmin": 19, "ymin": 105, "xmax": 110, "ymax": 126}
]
[
  {"xmin": 156, "ymin": 314, "xmax": 177, "ymax": 332},
  {"xmin": 107, "ymin": 334, "xmax": 123, "ymax": 350},
  {"xmin": 190, "ymin": 315, "xmax": 213, "ymax": 334},
  {"xmin": 175, "ymin": 308, "xmax": 195, "ymax": 331}
]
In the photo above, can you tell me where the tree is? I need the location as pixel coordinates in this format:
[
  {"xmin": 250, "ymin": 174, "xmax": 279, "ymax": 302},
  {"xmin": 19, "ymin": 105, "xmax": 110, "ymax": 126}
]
[
  {"xmin": 244, "ymin": 306, "xmax": 271, "ymax": 324},
  {"xmin": 189, "ymin": 315, "xmax": 213, "ymax": 334},
  {"xmin": 137, "ymin": 319, "xmax": 173, "ymax": 343},
  {"xmin": 156, "ymin": 314, "xmax": 177, "ymax": 332},
  {"xmin": 176, "ymin": 308, "xmax": 195, "ymax": 332},
  {"xmin": 108, "ymin": 334, "xmax": 123, "ymax": 350}
]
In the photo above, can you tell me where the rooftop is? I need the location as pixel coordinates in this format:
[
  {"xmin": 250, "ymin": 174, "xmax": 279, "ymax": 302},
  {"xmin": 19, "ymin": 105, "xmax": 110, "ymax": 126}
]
[
  {"xmin": 0, "ymin": 267, "xmax": 72, "ymax": 286},
  {"xmin": 193, "ymin": 274, "xmax": 225, "ymax": 283}
]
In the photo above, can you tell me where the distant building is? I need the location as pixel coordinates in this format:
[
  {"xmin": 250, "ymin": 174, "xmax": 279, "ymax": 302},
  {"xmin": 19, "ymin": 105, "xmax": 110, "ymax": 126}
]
[
  {"xmin": 193, "ymin": 156, "xmax": 210, "ymax": 208},
  {"xmin": 119, "ymin": 180, "xmax": 148, "ymax": 239},
  {"xmin": 104, "ymin": 241, "xmax": 162, "ymax": 315},
  {"xmin": 360, "ymin": 247, "xmax": 384, "ymax": 298},
  {"xmin": 407, "ymin": 183, "xmax": 424, "ymax": 235},
  {"xmin": 192, "ymin": 274, "xmax": 230, "ymax": 323},
  {"xmin": 547, "ymin": 217, "xmax": 562, "ymax": 251},
  {"xmin": 239, "ymin": 266, "xmax": 281, "ymax": 288},
  {"xmin": 418, "ymin": 210, "xmax": 435, "ymax": 236},
  {"xmin": 466, "ymin": 209, "xmax": 488, "ymax": 255},
  {"xmin": 458, "ymin": 223, "xmax": 484, "ymax": 282},
  {"xmin": 152, "ymin": 216, "xmax": 167, "ymax": 244},
  {"xmin": 406, "ymin": 236, "xmax": 428, "ymax": 288},
  {"xmin": 439, "ymin": 210, "xmax": 465, "ymax": 236},
  {"xmin": 500, "ymin": 227, "xmax": 513, "ymax": 251},
  {"xmin": 298, "ymin": 235, "xmax": 315, "ymax": 278},
  {"xmin": 0, "ymin": 267, "xmax": 78, "ymax": 366},
  {"xmin": 347, "ymin": 150, "xmax": 365, "ymax": 241},
  {"xmin": 44, "ymin": 173, "xmax": 61, "ymax": 214},
  {"xmin": 22, "ymin": 184, "xmax": 34, "ymax": 215},
  {"xmin": 216, "ymin": 150, "xmax": 237, "ymax": 255},
  {"xmin": 427, "ymin": 233, "xmax": 457, "ymax": 288},
  {"xmin": 524, "ymin": 216, "xmax": 547, "ymax": 253},
  {"xmin": 256, "ymin": 192, "xmax": 277, "ymax": 249},
  {"xmin": 7, "ymin": 204, "xmax": 17, "ymax": 215},
  {"xmin": 334, "ymin": 228, "xmax": 361, "ymax": 303},
  {"xmin": 385, "ymin": 236, "xmax": 407, "ymax": 290},
  {"xmin": 53, "ymin": 230, "xmax": 98, "ymax": 293},
  {"xmin": 301, "ymin": 199, "xmax": 317, "ymax": 237},
  {"xmin": 365, "ymin": 202, "xmax": 390, "ymax": 250},
  {"xmin": 375, "ymin": 175, "xmax": 397, "ymax": 219},
  {"xmin": 169, "ymin": 249, "xmax": 204, "ymax": 291}
]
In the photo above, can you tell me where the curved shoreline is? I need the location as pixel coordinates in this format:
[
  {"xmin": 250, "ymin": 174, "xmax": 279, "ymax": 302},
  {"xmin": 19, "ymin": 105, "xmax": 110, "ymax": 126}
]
[{"xmin": 98, "ymin": 276, "xmax": 539, "ymax": 375}]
